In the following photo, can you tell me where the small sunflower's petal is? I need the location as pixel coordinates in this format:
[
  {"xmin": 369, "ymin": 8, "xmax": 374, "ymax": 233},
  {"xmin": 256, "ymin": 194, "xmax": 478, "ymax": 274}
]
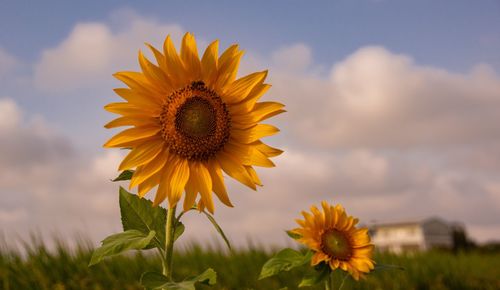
[
  {"xmin": 180, "ymin": 32, "xmax": 201, "ymax": 79},
  {"xmin": 252, "ymin": 141, "xmax": 283, "ymax": 158},
  {"xmin": 201, "ymin": 40, "xmax": 219, "ymax": 88},
  {"xmin": 145, "ymin": 42, "xmax": 168, "ymax": 73},
  {"xmin": 231, "ymin": 124, "xmax": 280, "ymax": 144},
  {"xmin": 329, "ymin": 259, "xmax": 340, "ymax": 270},
  {"xmin": 223, "ymin": 71, "xmax": 267, "ymax": 104},
  {"xmin": 310, "ymin": 205, "xmax": 324, "ymax": 229},
  {"xmin": 352, "ymin": 245, "xmax": 375, "ymax": 257},
  {"xmin": 113, "ymin": 71, "xmax": 161, "ymax": 95},
  {"xmin": 138, "ymin": 50, "xmax": 173, "ymax": 93},
  {"xmin": 351, "ymin": 228, "xmax": 371, "ymax": 247},
  {"xmin": 214, "ymin": 45, "xmax": 243, "ymax": 91},
  {"xmin": 104, "ymin": 116, "xmax": 158, "ymax": 129},
  {"xmin": 217, "ymin": 151, "xmax": 256, "ymax": 190},
  {"xmin": 138, "ymin": 170, "xmax": 162, "ymax": 198},
  {"xmin": 168, "ymin": 157, "xmax": 190, "ymax": 207},
  {"xmin": 208, "ymin": 159, "xmax": 233, "ymax": 207},
  {"xmin": 322, "ymin": 201, "xmax": 332, "ymax": 228},
  {"xmin": 104, "ymin": 102, "xmax": 159, "ymax": 116},
  {"xmin": 113, "ymin": 88, "xmax": 162, "ymax": 108},
  {"xmin": 191, "ymin": 162, "xmax": 214, "ymax": 214},
  {"xmin": 301, "ymin": 211, "xmax": 316, "ymax": 228},
  {"xmin": 350, "ymin": 258, "xmax": 372, "ymax": 273},
  {"xmin": 197, "ymin": 199, "xmax": 206, "ymax": 212},
  {"xmin": 245, "ymin": 166, "xmax": 262, "ymax": 186},
  {"xmin": 163, "ymin": 35, "xmax": 187, "ymax": 87},
  {"xmin": 183, "ymin": 178, "xmax": 198, "ymax": 211},
  {"xmin": 130, "ymin": 150, "xmax": 170, "ymax": 189},
  {"xmin": 118, "ymin": 139, "xmax": 164, "ymax": 171},
  {"xmin": 295, "ymin": 219, "xmax": 306, "ymax": 227},
  {"xmin": 311, "ymin": 252, "xmax": 328, "ymax": 266},
  {"xmin": 103, "ymin": 126, "xmax": 160, "ymax": 148}
]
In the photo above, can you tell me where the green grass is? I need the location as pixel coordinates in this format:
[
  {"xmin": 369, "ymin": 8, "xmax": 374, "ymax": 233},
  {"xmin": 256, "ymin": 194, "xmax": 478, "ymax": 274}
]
[{"xmin": 1, "ymin": 239, "xmax": 499, "ymax": 290}]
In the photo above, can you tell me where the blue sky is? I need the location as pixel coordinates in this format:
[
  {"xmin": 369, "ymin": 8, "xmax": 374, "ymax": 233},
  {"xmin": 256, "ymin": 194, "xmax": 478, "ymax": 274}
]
[{"xmin": 1, "ymin": 1, "xmax": 500, "ymax": 247}]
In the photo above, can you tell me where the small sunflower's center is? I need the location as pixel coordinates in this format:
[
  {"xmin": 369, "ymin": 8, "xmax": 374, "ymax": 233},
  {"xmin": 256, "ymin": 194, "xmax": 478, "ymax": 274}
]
[
  {"xmin": 321, "ymin": 229, "xmax": 353, "ymax": 261},
  {"xmin": 175, "ymin": 97, "xmax": 215, "ymax": 138},
  {"xmin": 160, "ymin": 81, "xmax": 230, "ymax": 161}
]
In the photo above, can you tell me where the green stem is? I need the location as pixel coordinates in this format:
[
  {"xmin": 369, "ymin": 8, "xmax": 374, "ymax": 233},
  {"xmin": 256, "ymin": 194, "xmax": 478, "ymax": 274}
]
[
  {"xmin": 163, "ymin": 205, "xmax": 177, "ymax": 280},
  {"xmin": 325, "ymin": 271, "xmax": 334, "ymax": 290}
]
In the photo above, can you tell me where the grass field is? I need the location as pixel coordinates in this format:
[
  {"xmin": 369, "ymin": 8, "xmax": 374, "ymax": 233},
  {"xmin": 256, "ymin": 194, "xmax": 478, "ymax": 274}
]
[{"xmin": 1, "ymin": 239, "xmax": 499, "ymax": 290}]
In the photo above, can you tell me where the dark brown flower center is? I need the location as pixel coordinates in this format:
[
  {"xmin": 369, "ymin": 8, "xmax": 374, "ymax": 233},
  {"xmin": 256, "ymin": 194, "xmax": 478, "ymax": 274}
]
[
  {"xmin": 160, "ymin": 81, "xmax": 230, "ymax": 161},
  {"xmin": 321, "ymin": 229, "xmax": 353, "ymax": 261}
]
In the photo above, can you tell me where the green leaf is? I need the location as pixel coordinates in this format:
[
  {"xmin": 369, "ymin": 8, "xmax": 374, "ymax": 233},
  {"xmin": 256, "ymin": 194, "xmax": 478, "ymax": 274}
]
[
  {"xmin": 299, "ymin": 263, "xmax": 330, "ymax": 287},
  {"xmin": 286, "ymin": 230, "xmax": 301, "ymax": 240},
  {"xmin": 202, "ymin": 211, "xmax": 231, "ymax": 250},
  {"xmin": 259, "ymin": 248, "xmax": 311, "ymax": 279},
  {"xmin": 112, "ymin": 170, "xmax": 134, "ymax": 181},
  {"xmin": 174, "ymin": 221, "xmax": 185, "ymax": 242},
  {"xmin": 119, "ymin": 187, "xmax": 166, "ymax": 250},
  {"xmin": 141, "ymin": 268, "xmax": 217, "ymax": 290},
  {"xmin": 89, "ymin": 230, "xmax": 155, "ymax": 266}
]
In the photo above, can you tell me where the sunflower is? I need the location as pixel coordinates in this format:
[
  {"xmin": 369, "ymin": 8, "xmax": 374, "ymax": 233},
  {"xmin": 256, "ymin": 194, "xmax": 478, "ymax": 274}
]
[
  {"xmin": 291, "ymin": 201, "xmax": 375, "ymax": 280},
  {"xmin": 104, "ymin": 33, "xmax": 284, "ymax": 213}
]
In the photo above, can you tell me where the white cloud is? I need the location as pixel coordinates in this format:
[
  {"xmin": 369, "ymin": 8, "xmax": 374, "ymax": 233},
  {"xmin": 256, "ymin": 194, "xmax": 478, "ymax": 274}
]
[
  {"xmin": 4, "ymin": 11, "xmax": 500, "ymax": 248},
  {"xmin": 272, "ymin": 43, "xmax": 312, "ymax": 72},
  {"xmin": 34, "ymin": 12, "xmax": 184, "ymax": 93},
  {"xmin": 289, "ymin": 46, "xmax": 500, "ymax": 149}
]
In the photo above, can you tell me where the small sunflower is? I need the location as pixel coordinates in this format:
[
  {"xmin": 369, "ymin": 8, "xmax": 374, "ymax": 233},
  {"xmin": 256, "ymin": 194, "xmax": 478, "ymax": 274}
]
[
  {"xmin": 291, "ymin": 201, "xmax": 375, "ymax": 280},
  {"xmin": 104, "ymin": 33, "xmax": 284, "ymax": 213}
]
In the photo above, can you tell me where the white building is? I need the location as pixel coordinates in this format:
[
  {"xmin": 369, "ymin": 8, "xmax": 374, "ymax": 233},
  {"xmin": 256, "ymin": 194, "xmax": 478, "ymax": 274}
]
[{"xmin": 369, "ymin": 217, "xmax": 459, "ymax": 253}]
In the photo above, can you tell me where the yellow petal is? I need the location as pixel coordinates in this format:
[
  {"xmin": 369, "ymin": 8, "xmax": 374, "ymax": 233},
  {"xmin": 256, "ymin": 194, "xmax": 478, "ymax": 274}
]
[
  {"xmin": 234, "ymin": 83, "xmax": 271, "ymax": 112},
  {"xmin": 231, "ymin": 124, "xmax": 280, "ymax": 144},
  {"xmin": 215, "ymin": 44, "xmax": 243, "ymax": 91},
  {"xmin": 190, "ymin": 162, "xmax": 214, "ymax": 214},
  {"xmin": 223, "ymin": 71, "xmax": 267, "ymax": 104},
  {"xmin": 163, "ymin": 35, "xmax": 187, "ymax": 87},
  {"xmin": 168, "ymin": 157, "xmax": 190, "ymax": 207},
  {"xmin": 207, "ymin": 159, "xmax": 233, "ymax": 207},
  {"xmin": 119, "ymin": 139, "xmax": 164, "ymax": 171},
  {"xmin": 104, "ymin": 116, "xmax": 157, "ymax": 129},
  {"xmin": 113, "ymin": 88, "xmax": 162, "ymax": 108},
  {"xmin": 138, "ymin": 170, "xmax": 161, "ymax": 197},
  {"xmin": 113, "ymin": 71, "xmax": 160, "ymax": 96},
  {"xmin": 311, "ymin": 252, "xmax": 328, "ymax": 266},
  {"xmin": 145, "ymin": 42, "xmax": 168, "ymax": 73},
  {"xmin": 201, "ymin": 40, "xmax": 219, "ymax": 88},
  {"xmin": 104, "ymin": 102, "xmax": 158, "ymax": 116},
  {"xmin": 180, "ymin": 32, "xmax": 201, "ymax": 79},
  {"xmin": 153, "ymin": 178, "xmax": 169, "ymax": 206},
  {"xmin": 138, "ymin": 50, "xmax": 173, "ymax": 93},
  {"xmin": 252, "ymin": 141, "xmax": 283, "ymax": 157},
  {"xmin": 130, "ymin": 150, "xmax": 170, "ymax": 188},
  {"xmin": 245, "ymin": 166, "xmax": 262, "ymax": 186},
  {"xmin": 183, "ymin": 178, "xmax": 198, "ymax": 211},
  {"xmin": 231, "ymin": 101, "xmax": 285, "ymax": 129},
  {"xmin": 217, "ymin": 151, "xmax": 256, "ymax": 190},
  {"xmin": 103, "ymin": 126, "xmax": 160, "ymax": 148}
]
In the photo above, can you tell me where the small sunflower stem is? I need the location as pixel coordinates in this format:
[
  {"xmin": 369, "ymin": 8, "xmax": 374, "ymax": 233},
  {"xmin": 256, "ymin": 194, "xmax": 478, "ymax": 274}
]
[
  {"xmin": 163, "ymin": 205, "xmax": 177, "ymax": 280},
  {"xmin": 325, "ymin": 271, "xmax": 334, "ymax": 290}
]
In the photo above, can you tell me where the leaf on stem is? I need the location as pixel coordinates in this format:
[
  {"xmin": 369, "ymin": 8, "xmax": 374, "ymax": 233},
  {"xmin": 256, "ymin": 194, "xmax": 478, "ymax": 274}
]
[
  {"xmin": 89, "ymin": 230, "xmax": 155, "ymax": 266},
  {"xmin": 119, "ymin": 187, "xmax": 166, "ymax": 250},
  {"xmin": 298, "ymin": 263, "xmax": 330, "ymax": 287},
  {"xmin": 112, "ymin": 170, "xmax": 134, "ymax": 181},
  {"xmin": 140, "ymin": 268, "xmax": 217, "ymax": 290},
  {"xmin": 259, "ymin": 248, "xmax": 312, "ymax": 279}
]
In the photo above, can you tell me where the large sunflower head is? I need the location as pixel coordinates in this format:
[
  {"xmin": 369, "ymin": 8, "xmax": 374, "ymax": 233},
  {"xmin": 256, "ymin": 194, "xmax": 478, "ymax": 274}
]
[
  {"xmin": 104, "ymin": 33, "xmax": 284, "ymax": 213},
  {"xmin": 291, "ymin": 201, "xmax": 375, "ymax": 280}
]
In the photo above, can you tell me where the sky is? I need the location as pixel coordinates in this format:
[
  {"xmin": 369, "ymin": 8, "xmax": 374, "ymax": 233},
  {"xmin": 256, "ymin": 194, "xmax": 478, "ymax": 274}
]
[{"xmin": 1, "ymin": 0, "xmax": 500, "ymax": 248}]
